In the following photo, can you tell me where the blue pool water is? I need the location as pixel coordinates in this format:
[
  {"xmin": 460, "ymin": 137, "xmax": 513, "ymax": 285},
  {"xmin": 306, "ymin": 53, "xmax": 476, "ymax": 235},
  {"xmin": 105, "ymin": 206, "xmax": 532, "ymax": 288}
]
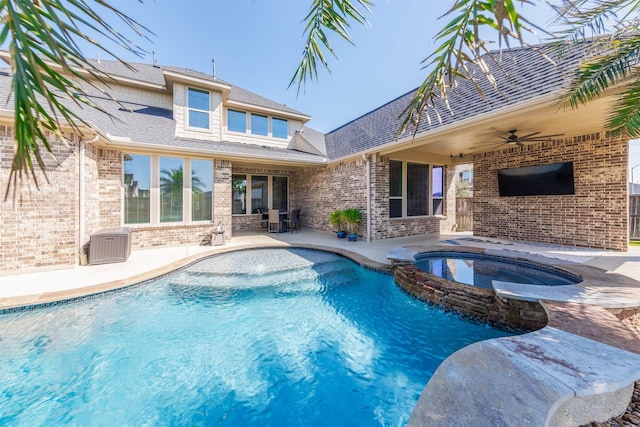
[
  {"xmin": 0, "ymin": 248, "xmax": 513, "ymax": 426},
  {"xmin": 415, "ymin": 252, "xmax": 581, "ymax": 289}
]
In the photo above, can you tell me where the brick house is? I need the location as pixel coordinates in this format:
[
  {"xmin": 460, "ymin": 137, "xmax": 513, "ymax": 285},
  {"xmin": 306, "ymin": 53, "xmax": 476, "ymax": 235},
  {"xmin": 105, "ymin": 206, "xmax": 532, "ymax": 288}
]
[{"xmin": 0, "ymin": 41, "xmax": 630, "ymax": 273}]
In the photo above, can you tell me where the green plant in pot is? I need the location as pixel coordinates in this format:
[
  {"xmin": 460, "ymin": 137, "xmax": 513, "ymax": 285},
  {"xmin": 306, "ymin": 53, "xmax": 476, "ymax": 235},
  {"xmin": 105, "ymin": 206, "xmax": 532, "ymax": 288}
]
[
  {"xmin": 343, "ymin": 208, "xmax": 362, "ymax": 242},
  {"xmin": 328, "ymin": 209, "xmax": 346, "ymax": 238}
]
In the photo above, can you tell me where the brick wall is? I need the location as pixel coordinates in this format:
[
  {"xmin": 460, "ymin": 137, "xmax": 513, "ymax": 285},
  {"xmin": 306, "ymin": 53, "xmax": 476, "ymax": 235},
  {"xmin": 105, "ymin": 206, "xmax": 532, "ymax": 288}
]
[
  {"xmin": 130, "ymin": 224, "xmax": 214, "ymax": 248},
  {"xmin": 291, "ymin": 158, "xmax": 367, "ymax": 236},
  {"xmin": 291, "ymin": 154, "xmax": 444, "ymax": 240},
  {"xmin": 473, "ymin": 133, "xmax": 628, "ymax": 250},
  {"xmin": 213, "ymin": 159, "xmax": 232, "ymax": 240},
  {"xmin": 1, "ymin": 127, "xmax": 80, "ymax": 271},
  {"xmin": 369, "ymin": 155, "xmax": 442, "ymax": 240},
  {"xmin": 441, "ymin": 164, "xmax": 457, "ymax": 233}
]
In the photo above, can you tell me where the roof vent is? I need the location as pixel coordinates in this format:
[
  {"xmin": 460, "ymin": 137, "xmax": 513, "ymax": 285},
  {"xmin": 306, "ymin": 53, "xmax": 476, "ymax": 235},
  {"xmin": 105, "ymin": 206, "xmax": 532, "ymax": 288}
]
[
  {"xmin": 152, "ymin": 51, "xmax": 159, "ymax": 68},
  {"xmin": 212, "ymin": 58, "xmax": 216, "ymax": 79}
]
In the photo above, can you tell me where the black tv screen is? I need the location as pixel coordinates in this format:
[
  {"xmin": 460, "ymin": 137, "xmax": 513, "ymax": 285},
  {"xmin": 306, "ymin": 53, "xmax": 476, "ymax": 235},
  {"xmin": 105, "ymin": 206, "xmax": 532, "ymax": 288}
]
[{"xmin": 497, "ymin": 162, "xmax": 575, "ymax": 196}]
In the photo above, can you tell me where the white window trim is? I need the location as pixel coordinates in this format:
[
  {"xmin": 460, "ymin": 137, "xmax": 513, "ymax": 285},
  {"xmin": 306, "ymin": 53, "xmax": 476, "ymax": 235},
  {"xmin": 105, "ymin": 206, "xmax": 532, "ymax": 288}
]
[
  {"xmin": 124, "ymin": 155, "xmax": 214, "ymax": 226},
  {"xmin": 431, "ymin": 165, "xmax": 445, "ymax": 216},
  {"xmin": 232, "ymin": 174, "xmax": 289, "ymax": 215},
  {"xmin": 186, "ymin": 87, "xmax": 211, "ymax": 132},
  {"xmin": 250, "ymin": 113, "xmax": 269, "ymax": 137},
  {"xmin": 227, "ymin": 108, "xmax": 248, "ymax": 134},
  {"xmin": 225, "ymin": 108, "xmax": 289, "ymax": 140},
  {"xmin": 389, "ymin": 159, "xmax": 443, "ymax": 219}
]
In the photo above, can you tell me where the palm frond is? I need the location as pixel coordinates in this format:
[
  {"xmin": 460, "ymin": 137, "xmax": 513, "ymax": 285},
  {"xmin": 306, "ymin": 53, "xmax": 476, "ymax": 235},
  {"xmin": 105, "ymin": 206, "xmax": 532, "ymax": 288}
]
[
  {"xmin": 290, "ymin": 0, "xmax": 372, "ymax": 94},
  {"xmin": 397, "ymin": 0, "xmax": 544, "ymax": 136},
  {"xmin": 561, "ymin": 30, "xmax": 640, "ymax": 110},
  {"xmin": 1, "ymin": 0, "xmax": 152, "ymax": 201},
  {"xmin": 607, "ymin": 68, "xmax": 640, "ymax": 137}
]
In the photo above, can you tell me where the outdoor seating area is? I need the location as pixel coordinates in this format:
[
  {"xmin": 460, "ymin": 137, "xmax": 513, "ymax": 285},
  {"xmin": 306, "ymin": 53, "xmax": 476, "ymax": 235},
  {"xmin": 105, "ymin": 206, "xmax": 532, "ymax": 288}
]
[{"xmin": 265, "ymin": 209, "xmax": 301, "ymax": 234}]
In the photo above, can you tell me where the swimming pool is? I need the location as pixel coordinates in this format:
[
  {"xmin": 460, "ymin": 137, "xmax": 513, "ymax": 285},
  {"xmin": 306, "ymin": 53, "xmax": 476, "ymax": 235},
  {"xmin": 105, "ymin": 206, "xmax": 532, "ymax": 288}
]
[
  {"xmin": 414, "ymin": 252, "xmax": 581, "ymax": 289},
  {"xmin": 0, "ymin": 248, "xmax": 512, "ymax": 426}
]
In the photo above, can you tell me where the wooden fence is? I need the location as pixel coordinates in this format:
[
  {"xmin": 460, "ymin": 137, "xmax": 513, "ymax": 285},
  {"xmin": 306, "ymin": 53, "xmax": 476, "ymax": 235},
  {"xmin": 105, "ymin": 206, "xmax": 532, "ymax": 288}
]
[
  {"xmin": 456, "ymin": 197, "xmax": 473, "ymax": 232},
  {"xmin": 631, "ymin": 195, "xmax": 640, "ymax": 240}
]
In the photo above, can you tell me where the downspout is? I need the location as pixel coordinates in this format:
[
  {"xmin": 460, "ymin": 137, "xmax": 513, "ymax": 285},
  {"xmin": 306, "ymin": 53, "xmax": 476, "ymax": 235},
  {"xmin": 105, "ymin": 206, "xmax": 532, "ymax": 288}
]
[
  {"xmin": 79, "ymin": 134, "xmax": 100, "ymax": 264},
  {"xmin": 363, "ymin": 153, "xmax": 371, "ymax": 242}
]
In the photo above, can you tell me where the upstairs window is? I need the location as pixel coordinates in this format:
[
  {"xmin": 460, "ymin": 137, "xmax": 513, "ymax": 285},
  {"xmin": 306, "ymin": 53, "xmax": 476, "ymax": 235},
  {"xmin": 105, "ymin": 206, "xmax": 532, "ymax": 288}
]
[
  {"xmin": 251, "ymin": 114, "xmax": 268, "ymax": 136},
  {"xmin": 228, "ymin": 109, "xmax": 246, "ymax": 132},
  {"xmin": 187, "ymin": 88, "xmax": 209, "ymax": 129},
  {"xmin": 272, "ymin": 117, "xmax": 288, "ymax": 139}
]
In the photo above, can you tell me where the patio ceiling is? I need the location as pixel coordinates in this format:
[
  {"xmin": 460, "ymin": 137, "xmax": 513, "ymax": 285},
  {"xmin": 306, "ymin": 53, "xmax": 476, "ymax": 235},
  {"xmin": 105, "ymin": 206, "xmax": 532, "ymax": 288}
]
[{"xmin": 379, "ymin": 92, "xmax": 615, "ymax": 160}]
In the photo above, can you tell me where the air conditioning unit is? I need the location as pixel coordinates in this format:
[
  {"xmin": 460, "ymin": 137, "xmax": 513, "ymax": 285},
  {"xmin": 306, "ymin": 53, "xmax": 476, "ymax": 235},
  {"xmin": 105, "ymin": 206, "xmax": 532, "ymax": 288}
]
[{"xmin": 89, "ymin": 227, "xmax": 132, "ymax": 265}]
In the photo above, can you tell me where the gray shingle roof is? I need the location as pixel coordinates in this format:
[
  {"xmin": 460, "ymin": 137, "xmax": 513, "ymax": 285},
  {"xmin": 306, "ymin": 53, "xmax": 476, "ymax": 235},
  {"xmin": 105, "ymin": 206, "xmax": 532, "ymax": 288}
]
[
  {"xmin": 161, "ymin": 65, "xmax": 307, "ymax": 117},
  {"xmin": 324, "ymin": 42, "xmax": 588, "ymax": 160},
  {"xmin": 0, "ymin": 72, "xmax": 324, "ymax": 164},
  {"xmin": 83, "ymin": 58, "xmax": 307, "ymax": 117}
]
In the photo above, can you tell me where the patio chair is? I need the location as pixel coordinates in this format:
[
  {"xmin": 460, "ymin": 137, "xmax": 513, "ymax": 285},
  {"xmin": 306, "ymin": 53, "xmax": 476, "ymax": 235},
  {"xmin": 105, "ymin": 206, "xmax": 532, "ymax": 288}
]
[
  {"xmin": 258, "ymin": 208, "xmax": 269, "ymax": 230},
  {"xmin": 283, "ymin": 209, "xmax": 301, "ymax": 233},
  {"xmin": 268, "ymin": 209, "xmax": 281, "ymax": 233}
]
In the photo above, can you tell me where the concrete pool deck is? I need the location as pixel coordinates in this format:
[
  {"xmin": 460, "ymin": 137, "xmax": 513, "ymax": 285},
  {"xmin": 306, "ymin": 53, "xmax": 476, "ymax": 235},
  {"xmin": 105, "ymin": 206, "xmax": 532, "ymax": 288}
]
[
  {"xmin": 1, "ymin": 230, "xmax": 639, "ymax": 305},
  {"xmin": 1, "ymin": 229, "xmax": 640, "ymax": 425}
]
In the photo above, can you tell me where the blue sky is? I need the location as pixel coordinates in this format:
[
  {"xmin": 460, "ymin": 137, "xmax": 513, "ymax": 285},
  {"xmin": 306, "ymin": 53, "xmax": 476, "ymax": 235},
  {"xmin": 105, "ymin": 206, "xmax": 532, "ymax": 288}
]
[{"xmin": 90, "ymin": 0, "xmax": 638, "ymax": 181}]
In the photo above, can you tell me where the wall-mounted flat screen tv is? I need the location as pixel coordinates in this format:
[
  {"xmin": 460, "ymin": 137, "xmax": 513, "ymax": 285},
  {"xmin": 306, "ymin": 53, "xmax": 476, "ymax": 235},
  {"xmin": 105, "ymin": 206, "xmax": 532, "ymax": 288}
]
[{"xmin": 497, "ymin": 162, "xmax": 575, "ymax": 197}]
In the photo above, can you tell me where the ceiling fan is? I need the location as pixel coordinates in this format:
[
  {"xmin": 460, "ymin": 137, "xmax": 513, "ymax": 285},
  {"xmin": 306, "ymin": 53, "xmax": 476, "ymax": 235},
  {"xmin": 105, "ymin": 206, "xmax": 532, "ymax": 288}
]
[{"xmin": 469, "ymin": 129, "xmax": 564, "ymax": 150}]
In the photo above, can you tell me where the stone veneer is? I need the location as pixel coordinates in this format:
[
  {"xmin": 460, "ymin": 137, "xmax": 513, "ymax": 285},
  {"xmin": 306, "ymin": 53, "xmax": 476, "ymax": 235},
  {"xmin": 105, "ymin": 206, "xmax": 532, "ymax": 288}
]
[
  {"xmin": 473, "ymin": 132, "xmax": 628, "ymax": 251},
  {"xmin": 392, "ymin": 261, "xmax": 547, "ymax": 331}
]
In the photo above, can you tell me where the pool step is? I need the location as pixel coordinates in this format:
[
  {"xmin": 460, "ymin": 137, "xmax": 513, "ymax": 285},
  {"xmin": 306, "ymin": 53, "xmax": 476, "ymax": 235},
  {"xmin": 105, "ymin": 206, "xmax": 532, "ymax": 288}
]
[{"xmin": 167, "ymin": 260, "xmax": 356, "ymax": 291}]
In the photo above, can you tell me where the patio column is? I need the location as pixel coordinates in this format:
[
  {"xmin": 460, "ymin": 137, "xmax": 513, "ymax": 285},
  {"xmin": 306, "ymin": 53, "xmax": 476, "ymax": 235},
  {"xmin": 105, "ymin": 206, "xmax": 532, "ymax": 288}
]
[{"xmin": 213, "ymin": 159, "xmax": 232, "ymax": 240}]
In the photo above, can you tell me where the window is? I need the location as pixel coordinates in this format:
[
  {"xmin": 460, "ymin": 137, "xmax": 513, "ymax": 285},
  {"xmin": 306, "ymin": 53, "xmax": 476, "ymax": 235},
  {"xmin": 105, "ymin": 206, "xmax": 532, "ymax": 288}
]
[
  {"xmin": 192, "ymin": 160, "xmax": 213, "ymax": 221},
  {"xmin": 432, "ymin": 166, "xmax": 444, "ymax": 215},
  {"xmin": 272, "ymin": 117, "xmax": 288, "ymax": 139},
  {"xmin": 407, "ymin": 163, "xmax": 429, "ymax": 216},
  {"xmin": 228, "ymin": 109, "xmax": 246, "ymax": 133},
  {"xmin": 124, "ymin": 155, "xmax": 213, "ymax": 225},
  {"xmin": 232, "ymin": 174, "xmax": 247, "ymax": 214},
  {"xmin": 251, "ymin": 114, "xmax": 268, "ymax": 136},
  {"xmin": 232, "ymin": 175, "xmax": 288, "ymax": 215},
  {"xmin": 188, "ymin": 88, "xmax": 209, "ymax": 129},
  {"xmin": 389, "ymin": 160, "xmax": 403, "ymax": 218},
  {"xmin": 272, "ymin": 176, "xmax": 288, "ymax": 211},
  {"xmin": 389, "ymin": 160, "xmax": 443, "ymax": 218},
  {"xmin": 160, "ymin": 157, "xmax": 183, "ymax": 222},
  {"xmin": 251, "ymin": 176, "xmax": 268, "ymax": 213},
  {"xmin": 124, "ymin": 154, "xmax": 151, "ymax": 224}
]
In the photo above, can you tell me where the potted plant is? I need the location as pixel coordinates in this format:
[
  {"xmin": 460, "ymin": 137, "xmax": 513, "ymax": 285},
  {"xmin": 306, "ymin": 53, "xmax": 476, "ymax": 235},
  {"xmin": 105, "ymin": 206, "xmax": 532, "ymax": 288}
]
[
  {"xmin": 328, "ymin": 209, "xmax": 346, "ymax": 238},
  {"xmin": 343, "ymin": 208, "xmax": 362, "ymax": 242}
]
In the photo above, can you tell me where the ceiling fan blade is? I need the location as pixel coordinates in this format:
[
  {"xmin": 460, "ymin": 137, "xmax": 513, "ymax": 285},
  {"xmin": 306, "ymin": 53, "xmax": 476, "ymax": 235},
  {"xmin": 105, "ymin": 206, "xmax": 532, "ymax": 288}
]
[
  {"xmin": 519, "ymin": 132, "xmax": 541, "ymax": 139},
  {"xmin": 522, "ymin": 133, "xmax": 565, "ymax": 141}
]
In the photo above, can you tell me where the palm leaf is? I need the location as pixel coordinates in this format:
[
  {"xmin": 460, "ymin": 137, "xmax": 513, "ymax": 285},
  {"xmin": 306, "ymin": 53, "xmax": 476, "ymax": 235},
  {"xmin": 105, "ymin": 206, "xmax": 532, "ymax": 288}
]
[
  {"xmin": 290, "ymin": 0, "xmax": 372, "ymax": 94},
  {"xmin": 1, "ymin": 0, "xmax": 152, "ymax": 201}
]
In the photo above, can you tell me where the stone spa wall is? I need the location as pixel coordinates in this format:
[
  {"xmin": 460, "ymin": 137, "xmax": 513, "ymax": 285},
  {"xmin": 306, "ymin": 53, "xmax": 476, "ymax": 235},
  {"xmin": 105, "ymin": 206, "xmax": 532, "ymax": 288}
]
[{"xmin": 392, "ymin": 261, "xmax": 548, "ymax": 331}]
